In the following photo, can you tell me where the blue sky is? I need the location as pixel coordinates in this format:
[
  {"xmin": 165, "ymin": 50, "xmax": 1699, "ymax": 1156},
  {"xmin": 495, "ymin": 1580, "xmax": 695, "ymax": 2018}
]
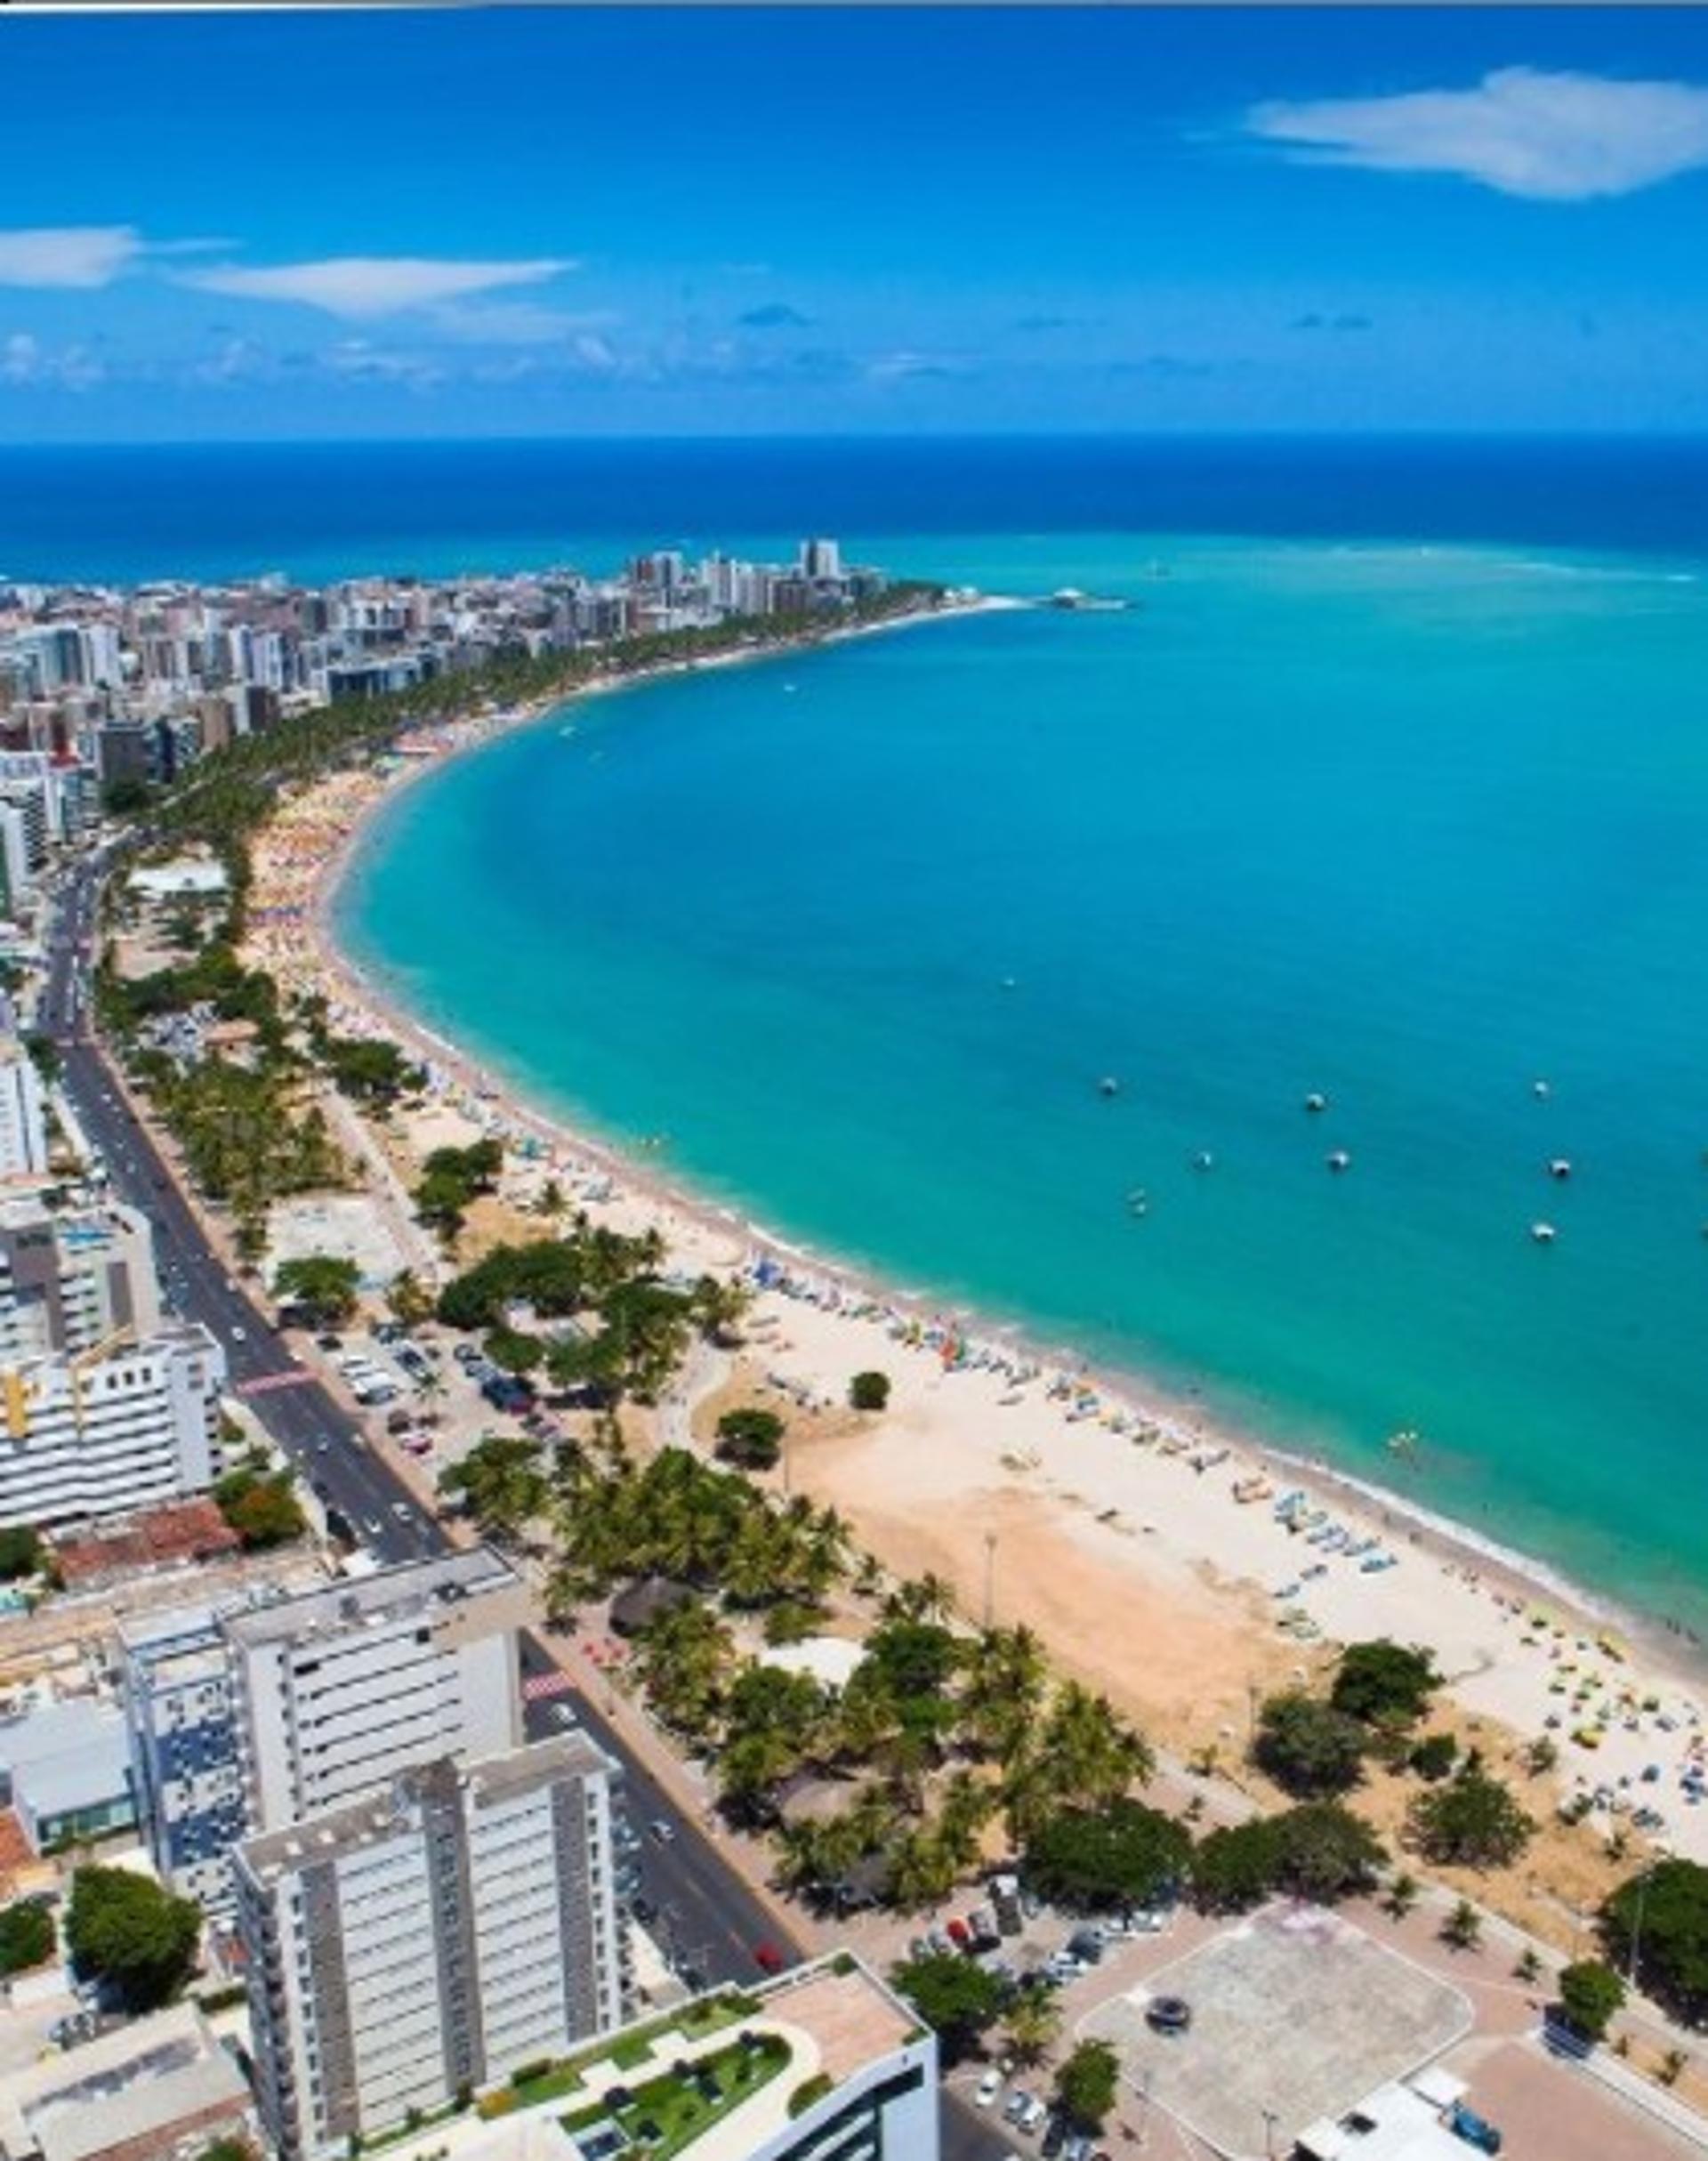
[{"xmin": 7, "ymin": 7, "xmax": 1708, "ymax": 439}]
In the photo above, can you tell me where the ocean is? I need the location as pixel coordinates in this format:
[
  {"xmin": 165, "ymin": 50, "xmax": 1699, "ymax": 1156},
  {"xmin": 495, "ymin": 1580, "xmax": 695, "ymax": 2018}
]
[{"xmin": 11, "ymin": 436, "xmax": 1708, "ymax": 1633}]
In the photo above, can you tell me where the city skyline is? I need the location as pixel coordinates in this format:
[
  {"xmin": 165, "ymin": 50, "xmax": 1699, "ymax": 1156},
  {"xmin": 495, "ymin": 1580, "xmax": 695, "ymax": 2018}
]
[{"xmin": 4, "ymin": 8, "xmax": 1708, "ymax": 439}]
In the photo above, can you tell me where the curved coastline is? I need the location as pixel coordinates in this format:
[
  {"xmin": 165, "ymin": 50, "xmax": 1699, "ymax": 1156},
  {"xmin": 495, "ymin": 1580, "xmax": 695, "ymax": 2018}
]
[
  {"xmin": 251, "ymin": 579, "xmax": 1708, "ymax": 1858},
  {"xmin": 322, "ymin": 626, "xmax": 1698, "ymax": 1663}
]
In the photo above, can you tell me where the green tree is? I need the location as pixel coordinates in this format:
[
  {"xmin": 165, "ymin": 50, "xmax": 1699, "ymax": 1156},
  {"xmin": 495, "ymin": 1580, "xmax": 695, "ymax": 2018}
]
[
  {"xmin": 1269, "ymin": 1802, "xmax": 1385, "ymax": 1904},
  {"xmin": 385, "ymin": 1270, "xmax": 435, "ymax": 1330},
  {"xmin": 0, "ymin": 1898, "xmax": 54, "ymax": 1975},
  {"xmin": 1440, "ymin": 1899, "xmax": 1483, "ymax": 1952},
  {"xmin": 1408, "ymin": 1768, "xmax": 1535, "ymax": 1870},
  {"xmin": 213, "ymin": 1456, "xmax": 306, "ymax": 1550},
  {"xmin": 1023, "ymin": 1800, "xmax": 1192, "ymax": 1912},
  {"xmin": 101, "ymin": 776, "xmax": 151, "ymax": 818},
  {"xmin": 1557, "ymin": 1959, "xmax": 1624, "ymax": 2043},
  {"xmin": 1602, "ymin": 1859, "xmax": 1708, "ymax": 2024},
  {"xmin": 485, "ymin": 1325, "xmax": 545, "ymax": 1375},
  {"xmin": 1382, "ymin": 1870, "xmax": 1420, "ymax": 1921},
  {"xmin": 273, "ymin": 1254, "xmax": 361, "ymax": 1327},
  {"xmin": 1253, "ymin": 1692, "xmax": 1366, "ymax": 1799},
  {"xmin": 0, "ymin": 1524, "xmax": 43, "ymax": 1580},
  {"xmin": 715, "ymin": 1407, "xmax": 786, "ymax": 1472},
  {"xmin": 850, "ymin": 1371, "xmax": 890, "ymax": 1412},
  {"xmin": 1408, "ymin": 1733, "xmax": 1459, "ymax": 1783},
  {"xmin": 959, "ymin": 1624, "xmax": 1050, "ymax": 1767},
  {"xmin": 1053, "ymin": 2040, "xmax": 1120, "ymax": 2133},
  {"xmin": 439, "ymin": 1436, "xmax": 547, "ymax": 1542},
  {"xmin": 1001, "ymin": 1987, "xmax": 1063, "ymax": 2068},
  {"xmin": 1331, "ymin": 1640, "xmax": 1439, "ymax": 1729},
  {"xmin": 888, "ymin": 1952, "xmax": 1003, "ymax": 2062},
  {"xmin": 66, "ymin": 1866, "xmax": 200, "ymax": 2011},
  {"xmin": 1191, "ymin": 1820, "xmax": 1282, "ymax": 1914}
]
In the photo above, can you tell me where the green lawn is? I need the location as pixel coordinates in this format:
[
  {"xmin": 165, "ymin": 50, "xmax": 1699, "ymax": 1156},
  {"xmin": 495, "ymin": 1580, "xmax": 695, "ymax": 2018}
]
[
  {"xmin": 560, "ymin": 2035, "xmax": 790, "ymax": 2160},
  {"xmin": 497, "ymin": 1993, "xmax": 758, "ymax": 2116}
]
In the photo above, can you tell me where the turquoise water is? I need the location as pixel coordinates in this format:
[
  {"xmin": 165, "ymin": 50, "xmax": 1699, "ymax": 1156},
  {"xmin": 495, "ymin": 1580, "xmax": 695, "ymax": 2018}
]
[{"xmin": 340, "ymin": 535, "xmax": 1708, "ymax": 1633}]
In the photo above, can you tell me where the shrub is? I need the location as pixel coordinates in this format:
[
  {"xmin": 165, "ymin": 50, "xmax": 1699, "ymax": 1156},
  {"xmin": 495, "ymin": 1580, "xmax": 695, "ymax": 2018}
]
[
  {"xmin": 788, "ymin": 2073, "xmax": 834, "ymax": 2118},
  {"xmin": 1332, "ymin": 1640, "xmax": 1439, "ymax": 1728},
  {"xmin": 0, "ymin": 1898, "xmax": 55, "ymax": 1975},
  {"xmin": 715, "ymin": 1407, "xmax": 786, "ymax": 1472},
  {"xmin": 849, "ymin": 1371, "xmax": 890, "ymax": 1412},
  {"xmin": 1409, "ymin": 1733, "xmax": 1459, "ymax": 1783},
  {"xmin": 1557, "ymin": 1959, "xmax": 1624, "ymax": 2044}
]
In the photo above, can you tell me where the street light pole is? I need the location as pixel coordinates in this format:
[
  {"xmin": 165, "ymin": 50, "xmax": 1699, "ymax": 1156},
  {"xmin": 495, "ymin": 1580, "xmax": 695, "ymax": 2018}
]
[
  {"xmin": 1261, "ymin": 2107, "xmax": 1279, "ymax": 2160},
  {"xmin": 983, "ymin": 1530, "xmax": 998, "ymax": 1631}
]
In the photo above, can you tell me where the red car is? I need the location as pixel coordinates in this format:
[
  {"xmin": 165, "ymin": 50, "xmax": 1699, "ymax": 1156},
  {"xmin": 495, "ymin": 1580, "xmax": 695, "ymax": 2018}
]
[
  {"xmin": 945, "ymin": 1917, "xmax": 971, "ymax": 1950},
  {"xmin": 753, "ymin": 1940, "xmax": 787, "ymax": 1974}
]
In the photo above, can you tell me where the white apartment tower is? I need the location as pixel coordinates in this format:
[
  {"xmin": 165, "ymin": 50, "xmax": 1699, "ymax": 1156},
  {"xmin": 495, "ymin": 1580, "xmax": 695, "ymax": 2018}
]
[
  {"xmin": 0, "ymin": 1195, "xmax": 161, "ymax": 1363},
  {"xmin": 236, "ymin": 1737, "xmax": 627, "ymax": 2159},
  {"xmin": 121, "ymin": 1552, "xmax": 528, "ymax": 1917},
  {"xmin": 0, "ymin": 1324, "xmax": 225, "ymax": 1528},
  {"xmin": 0, "ymin": 1041, "xmax": 48, "ymax": 1183},
  {"xmin": 222, "ymin": 1550, "xmax": 528, "ymax": 1831}
]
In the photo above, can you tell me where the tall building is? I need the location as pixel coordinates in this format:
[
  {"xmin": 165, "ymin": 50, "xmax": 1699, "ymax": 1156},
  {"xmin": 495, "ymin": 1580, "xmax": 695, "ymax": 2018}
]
[
  {"xmin": 0, "ymin": 1195, "xmax": 161, "ymax": 1362},
  {"xmin": 801, "ymin": 538, "xmax": 842, "ymax": 581},
  {"xmin": 236, "ymin": 1736, "xmax": 628, "ymax": 2159},
  {"xmin": 0, "ymin": 1038, "xmax": 48, "ymax": 1183},
  {"xmin": 0, "ymin": 1323, "xmax": 225, "ymax": 1528},
  {"xmin": 123, "ymin": 1552, "xmax": 528, "ymax": 1915},
  {"xmin": 222, "ymin": 1549, "xmax": 528, "ymax": 1829}
]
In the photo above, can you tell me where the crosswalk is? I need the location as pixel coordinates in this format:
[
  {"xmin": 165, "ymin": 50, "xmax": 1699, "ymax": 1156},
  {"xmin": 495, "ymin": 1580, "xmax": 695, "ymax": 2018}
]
[
  {"xmin": 237, "ymin": 1368, "xmax": 322, "ymax": 1399},
  {"xmin": 522, "ymin": 1668, "xmax": 578, "ymax": 1703}
]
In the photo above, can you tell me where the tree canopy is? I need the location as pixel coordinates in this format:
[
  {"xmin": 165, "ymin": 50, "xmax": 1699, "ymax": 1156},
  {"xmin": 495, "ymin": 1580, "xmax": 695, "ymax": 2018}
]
[
  {"xmin": 0, "ymin": 1898, "xmax": 54, "ymax": 1976},
  {"xmin": 1053, "ymin": 2040, "xmax": 1121, "ymax": 2133},
  {"xmin": 0, "ymin": 1524, "xmax": 43, "ymax": 1580},
  {"xmin": 273, "ymin": 1253, "xmax": 360, "ymax": 1327},
  {"xmin": 1556, "ymin": 1959, "xmax": 1624, "ymax": 2043},
  {"xmin": 213, "ymin": 1455, "xmax": 306, "ymax": 1551},
  {"xmin": 888, "ymin": 1952, "xmax": 1004, "ymax": 2061},
  {"xmin": 1023, "ymin": 1799, "xmax": 1191, "ymax": 1911},
  {"xmin": 439, "ymin": 1435, "xmax": 548, "ymax": 1542},
  {"xmin": 1253, "ymin": 1691, "xmax": 1366, "ymax": 1799},
  {"xmin": 849, "ymin": 1371, "xmax": 891, "ymax": 1412},
  {"xmin": 1602, "ymin": 1859, "xmax": 1708, "ymax": 2025},
  {"xmin": 1407, "ymin": 1767, "xmax": 1534, "ymax": 1870},
  {"xmin": 66, "ymin": 1866, "xmax": 200, "ymax": 2011},
  {"xmin": 1331, "ymin": 1640, "xmax": 1439, "ymax": 1728},
  {"xmin": 715, "ymin": 1407, "xmax": 786, "ymax": 1472}
]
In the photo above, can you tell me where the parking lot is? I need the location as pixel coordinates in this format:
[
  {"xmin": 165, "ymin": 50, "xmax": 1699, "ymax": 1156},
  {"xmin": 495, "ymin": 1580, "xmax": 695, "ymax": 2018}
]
[{"xmin": 1082, "ymin": 1905, "xmax": 1471, "ymax": 2159}]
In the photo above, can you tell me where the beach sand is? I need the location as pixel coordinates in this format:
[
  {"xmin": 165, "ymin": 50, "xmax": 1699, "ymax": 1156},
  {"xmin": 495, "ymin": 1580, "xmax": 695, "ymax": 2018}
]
[{"xmin": 237, "ymin": 605, "xmax": 1708, "ymax": 1912}]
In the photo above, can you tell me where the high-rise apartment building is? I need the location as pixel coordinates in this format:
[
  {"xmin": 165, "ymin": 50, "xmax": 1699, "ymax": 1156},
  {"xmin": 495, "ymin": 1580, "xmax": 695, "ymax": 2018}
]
[
  {"xmin": 0, "ymin": 1194, "xmax": 160, "ymax": 1361},
  {"xmin": 0, "ymin": 1323, "xmax": 225, "ymax": 1528},
  {"xmin": 123, "ymin": 1553, "xmax": 528, "ymax": 1915},
  {"xmin": 222, "ymin": 1549, "xmax": 528, "ymax": 1829},
  {"xmin": 236, "ymin": 1735, "xmax": 627, "ymax": 2159},
  {"xmin": 0, "ymin": 1039, "xmax": 48, "ymax": 1183}
]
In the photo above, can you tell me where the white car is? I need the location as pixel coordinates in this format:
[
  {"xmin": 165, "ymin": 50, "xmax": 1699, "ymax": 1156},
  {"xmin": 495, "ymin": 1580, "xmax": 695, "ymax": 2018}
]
[{"xmin": 976, "ymin": 2070, "xmax": 1003, "ymax": 2109}]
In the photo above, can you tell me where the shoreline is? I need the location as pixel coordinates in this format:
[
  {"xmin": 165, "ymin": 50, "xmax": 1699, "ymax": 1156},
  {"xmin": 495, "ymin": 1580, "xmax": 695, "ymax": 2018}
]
[{"xmin": 238, "ymin": 589, "xmax": 1708, "ymax": 1875}]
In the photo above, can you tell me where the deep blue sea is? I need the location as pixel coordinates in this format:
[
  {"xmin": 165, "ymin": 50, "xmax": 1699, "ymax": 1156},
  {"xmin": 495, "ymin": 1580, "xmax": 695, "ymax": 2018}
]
[{"xmin": 11, "ymin": 437, "xmax": 1708, "ymax": 1632}]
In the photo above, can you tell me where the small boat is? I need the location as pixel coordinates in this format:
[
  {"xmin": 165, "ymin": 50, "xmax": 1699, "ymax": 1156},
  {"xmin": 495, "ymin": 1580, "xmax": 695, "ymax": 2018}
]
[
  {"xmin": 1126, "ymin": 1189, "xmax": 1149, "ymax": 1217},
  {"xmin": 1099, "ymin": 1076, "xmax": 1121, "ymax": 1098},
  {"xmin": 1548, "ymin": 1157, "xmax": 1573, "ymax": 1181},
  {"xmin": 1326, "ymin": 1149, "xmax": 1351, "ymax": 1173},
  {"xmin": 1534, "ymin": 1078, "xmax": 1552, "ymax": 1100},
  {"xmin": 1191, "ymin": 1149, "xmax": 1215, "ymax": 1172},
  {"xmin": 1531, "ymin": 1222, "xmax": 1558, "ymax": 1244},
  {"xmin": 1304, "ymin": 1092, "xmax": 1328, "ymax": 1114}
]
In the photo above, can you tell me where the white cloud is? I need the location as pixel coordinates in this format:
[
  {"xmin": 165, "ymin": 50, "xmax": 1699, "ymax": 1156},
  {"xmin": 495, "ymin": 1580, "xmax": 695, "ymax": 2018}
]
[
  {"xmin": 1248, "ymin": 68, "xmax": 1708, "ymax": 201},
  {"xmin": 181, "ymin": 255, "xmax": 576, "ymax": 319},
  {"xmin": 0, "ymin": 333, "xmax": 104, "ymax": 390},
  {"xmin": 0, "ymin": 227, "xmax": 147, "ymax": 288},
  {"xmin": 429, "ymin": 299, "xmax": 617, "ymax": 346}
]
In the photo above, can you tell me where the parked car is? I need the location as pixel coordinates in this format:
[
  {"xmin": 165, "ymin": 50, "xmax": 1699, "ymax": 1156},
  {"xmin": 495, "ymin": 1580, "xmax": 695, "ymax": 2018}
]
[
  {"xmin": 976, "ymin": 2070, "xmax": 1003, "ymax": 2109},
  {"xmin": 1003, "ymin": 2092, "xmax": 1034, "ymax": 2126},
  {"xmin": 1147, "ymin": 1996, "xmax": 1192, "ymax": 2036},
  {"xmin": 1019, "ymin": 2098, "xmax": 1048, "ymax": 2135},
  {"xmin": 753, "ymin": 1940, "xmax": 787, "ymax": 1974},
  {"xmin": 946, "ymin": 1918, "xmax": 971, "ymax": 1950}
]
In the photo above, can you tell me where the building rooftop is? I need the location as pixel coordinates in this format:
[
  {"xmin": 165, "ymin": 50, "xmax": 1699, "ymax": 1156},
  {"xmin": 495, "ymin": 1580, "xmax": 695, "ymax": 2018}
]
[
  {"xmin": 1, "ymin": 2002, "xmax": 250, "ymax": 2161},
  {"xmin": 221, "ymin": 1544, "xmax": 515, "ymax": 1650},
  {"xmin": 236, "ymin": 1733, "xmax": 616, "ymax": 1886}
]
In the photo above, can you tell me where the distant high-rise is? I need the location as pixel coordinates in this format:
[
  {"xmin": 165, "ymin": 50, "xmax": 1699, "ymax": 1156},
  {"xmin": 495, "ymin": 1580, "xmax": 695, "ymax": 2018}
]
[
  {"xmin": 801, "ymin": 538, "xmax": 842, "ymax": 581},
  {"xmin": 236, "ymin": 1736, "xmax": 628, "ymax": 2159}
]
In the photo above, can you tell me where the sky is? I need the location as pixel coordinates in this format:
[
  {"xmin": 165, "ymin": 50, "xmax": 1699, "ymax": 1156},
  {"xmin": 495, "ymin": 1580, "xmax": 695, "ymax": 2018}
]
[{"xmin": 6, "ymin": 6, "xmax": 1708, "ymax": 439}]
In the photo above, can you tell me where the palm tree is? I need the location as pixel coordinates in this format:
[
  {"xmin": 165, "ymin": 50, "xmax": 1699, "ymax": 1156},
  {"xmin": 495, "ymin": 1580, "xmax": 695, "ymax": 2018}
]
[
  {"xmin": 1002, "ymin": 1989, "xmax": 1063, "ymax": 2068},
  {"xmin": 1440, "ymin": 1899, "xmax": 1483, "ymax": 1952},
  {"xmin": 961, "ymin": 1625, "xmax": 1049, "ymax": 1766}
]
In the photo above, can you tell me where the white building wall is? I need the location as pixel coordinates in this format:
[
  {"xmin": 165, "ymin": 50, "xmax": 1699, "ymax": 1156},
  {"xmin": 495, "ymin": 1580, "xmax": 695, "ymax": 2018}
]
[{"xmin": 0, "ymin": 1051, "xmax": 47, "ymax": 1181}]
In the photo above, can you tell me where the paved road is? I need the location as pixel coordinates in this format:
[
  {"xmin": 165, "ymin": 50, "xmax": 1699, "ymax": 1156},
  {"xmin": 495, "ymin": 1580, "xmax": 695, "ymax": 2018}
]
[{"xmin": 41, "ymin": 851, "xmax": 1006, "ymax": 2161}]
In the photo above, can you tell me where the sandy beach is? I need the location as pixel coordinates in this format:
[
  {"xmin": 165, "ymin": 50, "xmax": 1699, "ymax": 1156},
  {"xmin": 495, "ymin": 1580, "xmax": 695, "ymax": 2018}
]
[{"xmin": 237, "ymin": 601, "xmax": 1708, "ymax": 1905}]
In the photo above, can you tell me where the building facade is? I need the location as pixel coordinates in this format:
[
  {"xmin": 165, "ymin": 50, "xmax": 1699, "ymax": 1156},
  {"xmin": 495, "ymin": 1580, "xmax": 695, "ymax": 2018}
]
[
  {"xmin": 236, "ymin": 1736, "xmax": 627, "ymax": 2159},
  {"xmin": 0, "ymin": 1040, "xmax": 48, "ymax": 1183},
  {"xmin": 123, "ymin": 1552, "xmax": 528, "ymax": 1915},
  {"xmin": 0, "ymin": 1323, "xmax": 224, "ymax": 1528},
  {"xmin": 0, "ymin": 1195, "xmax": 161, "ymax": 1363}
]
